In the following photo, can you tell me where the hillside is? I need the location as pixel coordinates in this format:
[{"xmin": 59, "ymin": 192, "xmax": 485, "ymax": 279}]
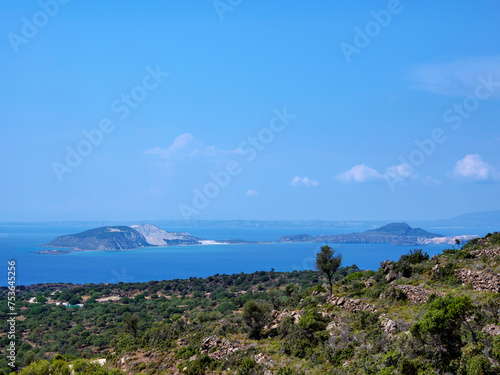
[
  {"xmin": 3, "ymin": 232, "xmax": 500, "ymax": 374},
  {"xmin": 44, "ymin": 224, "xmax": 202, "ymax": 251},
  {"xmin": 280, "ymin": 222, "xmax": 448, "ymax": 245}
]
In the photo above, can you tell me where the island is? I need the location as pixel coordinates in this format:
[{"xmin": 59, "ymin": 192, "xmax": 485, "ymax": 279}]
[
  {"xmin": 37, "ymin": 224, "xmax": 255, "ymax": 253},
  {"xmin": 36, "ymin": 222, "xmax": 478, "ymax": 254},
  {"xmin": 279, "ymin": 222, "xmax": 477, "ymax": 246}
]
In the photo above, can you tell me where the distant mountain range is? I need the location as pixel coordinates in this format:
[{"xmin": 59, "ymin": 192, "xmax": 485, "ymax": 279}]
[
  {"xmin": 280, "ymin": 223, "xmax": 476, "ymax": 246},
  {"xmin": 13, "ymin": 210, "xmax": 500, "ymax": 231}
]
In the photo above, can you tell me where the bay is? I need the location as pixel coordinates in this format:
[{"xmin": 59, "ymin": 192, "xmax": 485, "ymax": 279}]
[{"xmin": 0, "ymin": 224, "xmax": 489, "ymax": 286}]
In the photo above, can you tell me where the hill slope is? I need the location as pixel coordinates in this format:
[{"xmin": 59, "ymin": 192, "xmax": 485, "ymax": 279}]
[
  {"xmin": 45, "ymin": 224, "xmax": 202, "ymax": 250},
  {"xmin": 8, "ymin": 231, "xmax": 500, "ymax": 374}
]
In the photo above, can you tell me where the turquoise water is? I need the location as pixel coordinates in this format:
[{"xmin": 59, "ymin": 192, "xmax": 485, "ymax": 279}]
[{"xmin": 0, "ymin": 224, "xmax": 488, "ymax": 286}]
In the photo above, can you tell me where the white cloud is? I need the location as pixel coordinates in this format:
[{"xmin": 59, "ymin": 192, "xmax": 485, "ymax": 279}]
[
  {"xmin": 336, "ymin": 165, "xmax": 384, "ymax": 184},
  {"xmin": 291, "ymin": 176, "xmax": 319, "ymax": 187},
  {"xmin": 385, "ymin": 164, "xmax": 414, "ymax": 179},
  {"xmin": 453, "ymin": 154, "xmax": 497, "ymax": 181},
  {"xmin": 144, "ymin": 133, "xmax": 241, "ymax": 159},
  {"xmin": 245, "ymin": 189, "xmax": 258, "ymax": 196},
  {"xmin": 409, "ymin": 57, "xmax": 500, "ymax": 96}
]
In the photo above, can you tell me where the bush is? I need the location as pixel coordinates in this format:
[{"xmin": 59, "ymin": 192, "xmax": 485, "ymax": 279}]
[
  {"xmin": 175, "ymin": 346, "xmax": 197, "ymax": 360},
  {"xmin": 18, "ymin": 360, "xmax": 51, "ymax": 375},
  {"xmin": 216, "ymin": 302, "xmax": 237, "ymax": 315},
  {"xmin": 410, "ymin": 296, "xmax": 476, "ymax": 369},
  {"xmin": 276, "ymin": 367, "xmax": 305, "ymax": 375},
  {"xmin": 297, "ymin": 310, "xmax": 327, "ymax": 332},
  {"xmin": 196, "ymin": 311, "xmax": 222, "ymax": 323},
  {"xmin": 331, "ymin": 343, "xmax": 355, "ymax": 366},
  {"xmin": 181, "ymin": 353, "xmax": 213, "ymax": 375},
  {"xmin": 491, "ymin": 336, "xmax": 500, "ymax": 362},
  {"xmin": 457, "ymin": 344, "xmax": 496, "ymax": 375},
  {"xmin": 399, "ymin": 249, "xmax": 429, "ymax": 265},
  {"xmin": 345, "ymin": 272, "xmax": 364, "ymax": 281},
  {"xmin": 381, "ymin": 287, "xmax": 407, "ymax": 302},
  {"xmin": 431, "ymin": 263, "xmax": 459, "ymax": 285},
  {"xmin": 238, "ymin": 357, "xmax": 258, "ymax": 375},
  {"xmin": 242, "ymin": 300, "xmax": 271, "ymax": 339}
]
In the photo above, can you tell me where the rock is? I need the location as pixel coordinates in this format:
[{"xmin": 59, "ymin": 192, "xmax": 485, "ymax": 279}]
[
  {"xmin": 200, "ymin": 336, "xmax": 242, "ymax": 360},
  {"xmin": 90, "ymin": 359, "xmax": 106, "ymax": 366},
  {"xmin": 393, "ymin": 284, "xmax": 443, "ymax": 304},
  {"xmin": 326, "ymin": 295, "xmax": 378, "ymax": 313},
  {"xmin": 342, "ymin": 360, "xmax": 352, "ymax": 367},
  {"xmin": 379, "ymin": 314, "xmax": 397, "ymax": 336},
  {"xmin": 454, "ymin": 268, "xmax": 500, "ymax": 293},
  {"xmin": 386, "ymin": 270, "xmax": 397, "ymax": 282},
  {"xmin": 482, "ymin": 324, "xmax": 500, "ymax": 336}
]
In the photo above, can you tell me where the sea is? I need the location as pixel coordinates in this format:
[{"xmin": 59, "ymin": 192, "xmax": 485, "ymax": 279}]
[{"xmin": 0, "ymin": 224, "xmax": 492, "ymax": 287}]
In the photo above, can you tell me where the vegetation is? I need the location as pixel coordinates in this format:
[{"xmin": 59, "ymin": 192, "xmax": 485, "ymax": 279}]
[
  {"xmin": 1, "ymin": 232, "xmax": 500, "ymax": 374},
  {"xmin": 314, "ymin": 245, "xmax": 342, "ymax": 295}
]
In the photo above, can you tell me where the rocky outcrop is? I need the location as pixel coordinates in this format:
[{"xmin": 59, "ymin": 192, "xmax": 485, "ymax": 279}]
[
  {"xmin": 482, "ymin": 324, "xmax": 500, "ymax": 336},
  {"xmin": 379, "ymin": 314, "xmax": 397, "ymax": 336},
  {"xmin": 264, "ymin": 309, "xmax": 303, "ymax": 333},
  {"xmin": 254, "ymin": 352, "xmax": 275, "ymax": 369},
  {"xmin": 454, "ymin": 269, "xmax": 500, "ymax": 293},
  {"xmin": 326, "ymin": 295, "xmax": 377, "ymax": 313},
  {"xmin": 470, "ymin": 247, "xmax": 500, "ymax": 260},
  {"xmin": 393, "ymin": 284, "xmax": 444, "ymax": 304},
  {"xmin": 200, "ymin": 336, "xmax": 242, "ymax": 360}
]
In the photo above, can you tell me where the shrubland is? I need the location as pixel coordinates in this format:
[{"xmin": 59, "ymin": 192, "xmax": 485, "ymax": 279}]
[{"xmin": 1, "ymin": 233, "xmax": 499, "ymax": 374}]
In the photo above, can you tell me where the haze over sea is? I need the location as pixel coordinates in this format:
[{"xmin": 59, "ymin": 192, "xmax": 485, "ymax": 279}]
[{"xmin": 0, "ymin": 223, "xmax": 492, "ymax": 287}]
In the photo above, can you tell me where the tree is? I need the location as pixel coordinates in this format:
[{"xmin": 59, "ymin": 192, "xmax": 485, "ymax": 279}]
[
  {"xmin": 315, "ymin": 246, "xmax": 342, "ymax": 295},
  {"xmin": 455, "ymin": 238, "xmax": 461, "ymax": 249},
  {"xmin": 410, "ymin": 295, "xmax": 476, "ymax": 370},
  {"xmin": 122, "ymin": 314, "xmax": 139, "ymax": 338},
  {"xmin": 242, "ymin": 300, "xmax": 271, "ymax": 339}
]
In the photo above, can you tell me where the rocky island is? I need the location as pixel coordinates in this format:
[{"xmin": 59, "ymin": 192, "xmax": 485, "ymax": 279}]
[
  {"xmin": 37, "ymin": 222, "xmax": 478, "ymax": 254},
  {"xmin": 38, "ymin": 224, "xmax": 253, "ymax": 253},
  {"xmin": 280, "ymin": 222, "xmax": 477, "ymax": 246}
]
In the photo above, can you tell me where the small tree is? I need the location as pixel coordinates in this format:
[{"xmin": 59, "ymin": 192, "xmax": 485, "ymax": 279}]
[
  {"xmin": 455, "ymin": 238, "xmax": 461, "ymax": 249},
  {"xmin": 122, "ymin": 314, "xmax": 139, "ymax": 338},
  {"xmin": 242, "ymin": 300, "xmax": 271, "ymax": 339},
  {"xmin": 315, "ymin": 245, "xmax": 342, "ymax": 295},
  {"xmin": 410, "ymin": 295, "xmax": 476, "ymax": 370}
]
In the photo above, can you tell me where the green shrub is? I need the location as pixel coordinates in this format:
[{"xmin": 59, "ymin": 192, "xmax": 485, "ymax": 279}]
[
  {"xmin": 175, "ymin": 346, "xmax": 197, "ymax": 360},
  {"xmin": 410, "ymin": 296, "xmax": 476, "ymax": 369},
  {"xmin": 491, "ymin": 336, "xmax": 500, "ymax": 362},
  {"xmin": 18, "ymin": 360, "xmax": 51, "ymax": 375},
  {"xmin": 275, "ymin": 367, "xmax": 305, "ymax": 375},
  {"xmin": 196, "ymin": 311, "xmax": 222, "ymax": 323},
  {"xmin": 216, "ymin": 301, "xmax": 237, "ymax": 315},
  {"xmin": 381, "ymin": 287, "xmax": 407, "ymax": 302},
  {"xmin": 345, "ymin": 272, "xmax": 364, "ymax": 281},
  {"xmin": 242, "ymin": 300, "xmax": 271, "ymax": 339},
  {"xmin": 331, "ymin": 343, "xmax": 355, "ymax": 366},
  {"xmin": 431, "ymin": 263, "xmax": 459, "ymax": 285},
  {"xmin": 399, "ymin": 249, "xmax": 429, "ymax": 265},
  {"xmin": 181, "ymin": 353, "xmax": 213, "ymax": 375},
  {"xmin": 297, "ymin": 310, "xmax": 327, "ymax": 332}
]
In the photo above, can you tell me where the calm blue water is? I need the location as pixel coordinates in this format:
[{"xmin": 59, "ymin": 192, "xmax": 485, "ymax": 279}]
[{"xmin": 0, "ymin": 224, "xmax": 490, "ymax": 286}]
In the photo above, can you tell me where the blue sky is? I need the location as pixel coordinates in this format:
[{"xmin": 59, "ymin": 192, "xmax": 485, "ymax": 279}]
[{"xmin": 1, "ymin": 0, "xmax": 499, "ymax": 222}]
